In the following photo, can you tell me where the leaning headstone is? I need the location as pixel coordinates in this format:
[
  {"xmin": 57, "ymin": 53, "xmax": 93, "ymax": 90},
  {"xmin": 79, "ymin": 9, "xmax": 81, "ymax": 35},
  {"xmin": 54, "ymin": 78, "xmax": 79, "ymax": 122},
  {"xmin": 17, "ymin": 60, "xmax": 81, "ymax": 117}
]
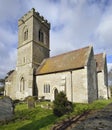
[
  {"xmin": 0, "ymin": 96, "xmax": 14, "ymax": 123},
  {"xmin": 27, "ymin": 96, "xmax": 35, "ymax": 109}
]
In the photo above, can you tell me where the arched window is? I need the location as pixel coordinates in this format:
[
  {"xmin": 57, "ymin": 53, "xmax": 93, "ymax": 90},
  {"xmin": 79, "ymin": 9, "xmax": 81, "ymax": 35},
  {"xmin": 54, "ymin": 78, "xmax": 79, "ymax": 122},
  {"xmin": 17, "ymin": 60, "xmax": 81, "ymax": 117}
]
[
  {"xmin": 23, "ymin": 26, "xmax": 28, "ymax": 41},
  {"xmin": 20, "ymin": 77, "xmax": 25, "ymax": 92},
  {"xmin": 24, "ymin": 29, "xmax": 28, "ymax": 41},
  {"xmin": 39, "ymin": 29, "xmax": 44, "ymax": 42}
]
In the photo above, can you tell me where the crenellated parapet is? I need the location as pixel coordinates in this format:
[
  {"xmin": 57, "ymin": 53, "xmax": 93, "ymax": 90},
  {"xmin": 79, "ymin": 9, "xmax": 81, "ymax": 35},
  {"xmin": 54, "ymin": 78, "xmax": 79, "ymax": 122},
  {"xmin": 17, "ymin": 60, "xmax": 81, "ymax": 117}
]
[{"xmin": 18, "ymin": 8, "xmax": 50, "ymax": 29}]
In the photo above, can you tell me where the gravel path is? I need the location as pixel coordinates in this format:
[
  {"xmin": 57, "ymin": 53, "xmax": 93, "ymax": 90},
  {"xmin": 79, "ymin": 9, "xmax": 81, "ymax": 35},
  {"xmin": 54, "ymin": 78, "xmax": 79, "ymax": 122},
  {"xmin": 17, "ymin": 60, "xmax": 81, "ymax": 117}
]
[{"xmin": 71, "ymin": 103, "xmax": 112, "ymax": 130}]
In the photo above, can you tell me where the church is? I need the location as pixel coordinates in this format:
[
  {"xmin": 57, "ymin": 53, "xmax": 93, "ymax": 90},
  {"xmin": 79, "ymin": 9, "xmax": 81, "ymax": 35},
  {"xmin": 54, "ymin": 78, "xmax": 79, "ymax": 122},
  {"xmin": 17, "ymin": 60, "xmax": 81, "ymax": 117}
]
[{"xmin": 4, "ymin": 8, "xmax": 110, "ymax": 103}]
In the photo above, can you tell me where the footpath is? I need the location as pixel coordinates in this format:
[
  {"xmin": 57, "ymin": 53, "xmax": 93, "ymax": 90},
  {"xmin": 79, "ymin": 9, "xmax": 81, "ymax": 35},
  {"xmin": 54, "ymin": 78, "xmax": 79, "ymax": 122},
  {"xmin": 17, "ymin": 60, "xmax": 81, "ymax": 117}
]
[{"xmin": 70, "ymin": 103, "xmax": 112, "ymax": 130}]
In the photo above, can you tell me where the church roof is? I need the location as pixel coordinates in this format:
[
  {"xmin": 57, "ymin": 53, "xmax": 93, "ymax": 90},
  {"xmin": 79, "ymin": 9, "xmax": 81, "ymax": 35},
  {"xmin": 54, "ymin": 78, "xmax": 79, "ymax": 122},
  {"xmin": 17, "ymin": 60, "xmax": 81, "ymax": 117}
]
[
  {"xmin": 36, "ymin": 46, "xmax": 92, "ymax": 75},
  {"xmin": 95, "ymin": 53, "xmax": 105, "ymax": 72}
]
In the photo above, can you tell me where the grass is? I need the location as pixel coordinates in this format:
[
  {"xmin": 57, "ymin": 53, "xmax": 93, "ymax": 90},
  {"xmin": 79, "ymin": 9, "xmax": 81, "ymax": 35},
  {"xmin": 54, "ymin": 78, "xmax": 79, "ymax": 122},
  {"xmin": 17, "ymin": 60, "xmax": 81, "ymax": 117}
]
[
  {"xmin": 0, "ymin": 98, "xmax": 112, "ymax": 130},
  {"xmin": 0, "ymin": 102, "xmax": 58, "ymax": 130}
]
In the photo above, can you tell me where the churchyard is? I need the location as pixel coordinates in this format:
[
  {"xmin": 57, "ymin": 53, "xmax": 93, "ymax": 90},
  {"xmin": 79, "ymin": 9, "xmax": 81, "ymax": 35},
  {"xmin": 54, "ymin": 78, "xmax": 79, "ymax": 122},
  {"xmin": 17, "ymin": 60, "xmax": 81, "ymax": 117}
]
[{"xmin": 0, "ymin": 96, "xmax": 112, "ymax": 130}]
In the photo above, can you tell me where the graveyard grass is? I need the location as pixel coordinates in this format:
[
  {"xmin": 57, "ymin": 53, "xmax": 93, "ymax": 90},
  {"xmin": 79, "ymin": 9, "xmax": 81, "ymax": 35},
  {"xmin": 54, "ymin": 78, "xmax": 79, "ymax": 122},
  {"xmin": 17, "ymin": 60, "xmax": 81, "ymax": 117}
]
[{"xmin": 0, "ymin": 99, "xmax": 112, "ymax": 130}]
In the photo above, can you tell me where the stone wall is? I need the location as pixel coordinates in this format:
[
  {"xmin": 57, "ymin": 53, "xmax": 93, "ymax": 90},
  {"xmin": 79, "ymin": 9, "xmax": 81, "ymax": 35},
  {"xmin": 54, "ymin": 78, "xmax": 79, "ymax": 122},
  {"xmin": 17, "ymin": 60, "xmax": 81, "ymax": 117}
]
[
  {"xmin": 72, "ymin": 68, "xmax": 88, "ymax": 103},
  {"xmin": 97, "ymin": 54, "xmax": 111, "ymax": 99},
  {"xmin": 36, "ymin": 67, "xmax": 95, "ymax": 103},
  {"xmin": 36, "ymin": 71, "xmax": 72, "ymax": 101},
  {"xmin": 5, "ymin": 71, "xmax": 17, "ymax": 99},
  {"xmin": 15, "ymin": 66, "xmax": 34, "ymax": 100},
  {"xmin": 87, "ymin": 49, "xmax": 98, "ymax": 103},
  {"xmin": 97, "ymin": 72, "xmax": 109, "ymax": 99}
]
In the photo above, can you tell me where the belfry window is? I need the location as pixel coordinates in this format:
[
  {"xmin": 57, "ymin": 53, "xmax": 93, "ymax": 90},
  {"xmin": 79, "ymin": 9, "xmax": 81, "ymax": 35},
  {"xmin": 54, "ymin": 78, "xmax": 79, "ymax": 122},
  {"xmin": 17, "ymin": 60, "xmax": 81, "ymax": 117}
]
[
  {"xmin": 39, "ymin": 29, "xmax": 44, "ymax": 42},
  {"xmin": 20, "ymin": 77, "xmax": 25, "ymax": 92},
  {"xmin": 24, "ymin": 29, "xmax": 28, "ymax": 41}
]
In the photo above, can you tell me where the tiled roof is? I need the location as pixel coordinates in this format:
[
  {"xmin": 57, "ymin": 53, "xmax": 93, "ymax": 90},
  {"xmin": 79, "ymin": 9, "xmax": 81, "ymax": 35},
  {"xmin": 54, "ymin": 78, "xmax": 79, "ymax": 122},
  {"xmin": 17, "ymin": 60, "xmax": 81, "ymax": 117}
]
[
  {"xmin": 95, "ymin": 53, "xmax": 104, "ymax": 72},
  {"xmin": 36, "ymin": 46, "xmax": 92, "ymax": 75}
]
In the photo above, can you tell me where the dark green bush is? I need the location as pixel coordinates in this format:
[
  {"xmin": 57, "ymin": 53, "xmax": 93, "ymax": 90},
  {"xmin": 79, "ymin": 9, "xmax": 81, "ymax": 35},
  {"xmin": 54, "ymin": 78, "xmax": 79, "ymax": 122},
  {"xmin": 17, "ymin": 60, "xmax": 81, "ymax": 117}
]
[{"xmin": 53, "ymin": 91, "xmax": 73, "ymax": 117}]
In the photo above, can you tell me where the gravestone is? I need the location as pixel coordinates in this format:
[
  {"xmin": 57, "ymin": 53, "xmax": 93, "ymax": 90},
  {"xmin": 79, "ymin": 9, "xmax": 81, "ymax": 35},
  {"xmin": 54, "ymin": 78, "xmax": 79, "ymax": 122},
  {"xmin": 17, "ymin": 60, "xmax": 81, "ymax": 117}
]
[
  {"xmin": 27, "ymin": 96, "xmax": 35, "ymax": 109},
  {"xmin": 0, "ymin": 96, "xmax": 14, "ymax": 122}
]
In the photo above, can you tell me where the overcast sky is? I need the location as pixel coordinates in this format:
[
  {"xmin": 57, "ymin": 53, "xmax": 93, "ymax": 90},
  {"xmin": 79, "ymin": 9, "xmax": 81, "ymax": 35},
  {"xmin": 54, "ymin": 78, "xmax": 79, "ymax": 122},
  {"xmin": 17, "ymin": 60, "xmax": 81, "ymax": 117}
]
[{"xmin": 0, "ymin": 0, "xmax": 112, "ymax": 78}]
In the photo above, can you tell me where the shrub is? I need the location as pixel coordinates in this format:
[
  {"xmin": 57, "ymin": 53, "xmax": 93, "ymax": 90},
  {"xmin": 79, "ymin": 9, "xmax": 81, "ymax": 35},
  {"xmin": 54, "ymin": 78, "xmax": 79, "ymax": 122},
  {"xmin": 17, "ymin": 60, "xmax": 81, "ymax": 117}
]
[{"xmin": 53, "ymin": 91, "xmax": 73, "ymax": 117}]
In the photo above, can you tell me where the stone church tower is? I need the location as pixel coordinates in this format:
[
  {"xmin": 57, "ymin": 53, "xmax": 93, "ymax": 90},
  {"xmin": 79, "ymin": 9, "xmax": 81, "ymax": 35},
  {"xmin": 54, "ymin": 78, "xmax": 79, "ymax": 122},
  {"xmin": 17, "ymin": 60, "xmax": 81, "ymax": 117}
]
[
  {"xmin": 15, "ymin": 8, "xmax": 50, "ymax": 99},
  {"xmin": 16, "ymin": 9, "xmax": 50, "ymax": 98}
]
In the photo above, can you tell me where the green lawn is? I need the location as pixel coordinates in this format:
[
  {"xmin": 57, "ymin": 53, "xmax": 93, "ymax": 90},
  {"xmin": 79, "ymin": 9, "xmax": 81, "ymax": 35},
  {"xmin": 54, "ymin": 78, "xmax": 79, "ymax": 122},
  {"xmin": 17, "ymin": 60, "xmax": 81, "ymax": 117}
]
[
  {"xmin": 0, "ymin": 99, "xmax": 112, "ymax": 130},
  {"xmin": 0, "ymin": 102, "xmax": 58, "ymax": 130}
]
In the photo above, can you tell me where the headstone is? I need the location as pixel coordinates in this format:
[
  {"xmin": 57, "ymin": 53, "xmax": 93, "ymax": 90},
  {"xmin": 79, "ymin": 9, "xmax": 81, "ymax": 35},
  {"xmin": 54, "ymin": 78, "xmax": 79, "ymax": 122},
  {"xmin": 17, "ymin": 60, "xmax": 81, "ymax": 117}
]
[
  {"xmin": 0, "ymin": 96, "xmax": 14, "ymax": 122},
  {"xmin": 27, "ymin": 96, "xmax": 35, "ymax": 109}
]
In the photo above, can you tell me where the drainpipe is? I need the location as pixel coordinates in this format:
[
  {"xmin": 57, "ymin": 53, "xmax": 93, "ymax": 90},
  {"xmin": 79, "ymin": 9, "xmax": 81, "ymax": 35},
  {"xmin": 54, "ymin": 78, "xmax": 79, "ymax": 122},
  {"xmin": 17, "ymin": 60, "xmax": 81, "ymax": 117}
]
[
  {"xmin": 70, "ymin": 71, "xmax": 73, "ymax": 102},
  {"xmin": 65, "ymin": 77, "xmax": 66, "ymax": 94}
]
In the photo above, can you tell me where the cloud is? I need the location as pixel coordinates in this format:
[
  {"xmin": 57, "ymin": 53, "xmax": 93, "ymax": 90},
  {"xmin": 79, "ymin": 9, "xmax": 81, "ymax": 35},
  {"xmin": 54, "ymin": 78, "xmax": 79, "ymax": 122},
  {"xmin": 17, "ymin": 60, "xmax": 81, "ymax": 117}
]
[
  {"xmin": 8, "ymin": 0, "xmax": 112, "ymax": 56},
  {"xmin": 0, "ymin": 0, "xmax": 28, "ymax": 22},
  {"xmin": 0, "ymin": 36, "xmax": 17, "ymax": 78},
  {"xmin": 0, "ymin": 27, "xmax": 17, "ymax": 46},
  {"xmin": 95, "ymin": 14, "xmax": 112, "ymax": 48},
  {"xmin": 49, "ymin": 0, "xmax": 107, "ymax": 55},
  {"xmin": 0, "ymin": 49, "xmax": 17, "ymax": 79},
  {"xmin": 0, "ymin": 0, "xmax": 112, "ymax": 78},
  {"xmin": 0, "ymin": 0, "xmax": 20, "ymax": 78}
]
